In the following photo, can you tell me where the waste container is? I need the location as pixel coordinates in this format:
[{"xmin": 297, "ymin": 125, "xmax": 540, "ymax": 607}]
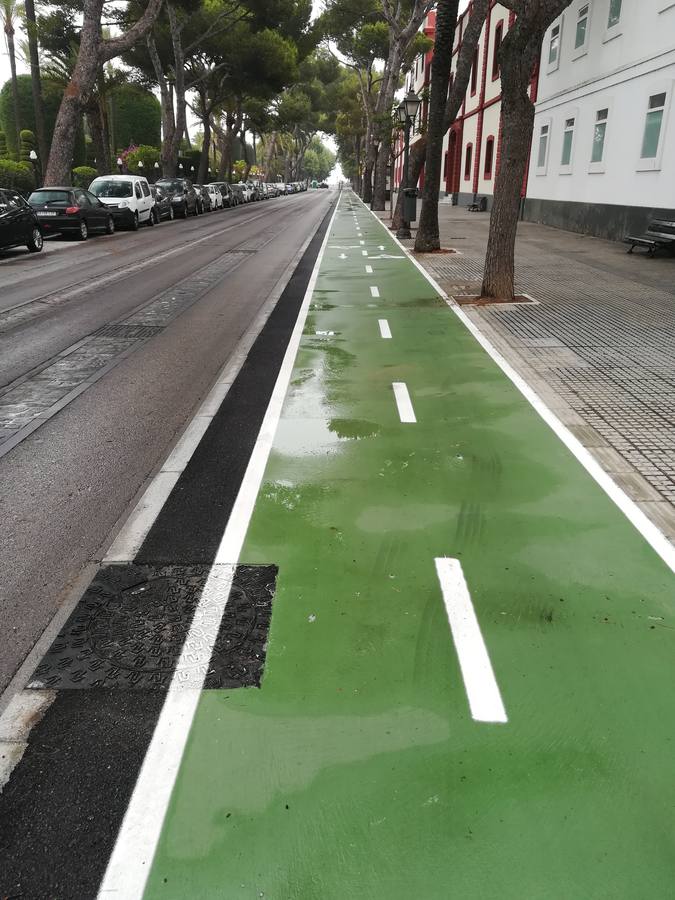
[{"xmin": 404, "ymin": 187, "xmax": 417, "ymax": 222}]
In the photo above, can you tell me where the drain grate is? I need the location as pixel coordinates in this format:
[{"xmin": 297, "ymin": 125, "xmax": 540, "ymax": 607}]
[{"xmin": 95, "ymin": 323, "xmax": 164, "ymax": 339}]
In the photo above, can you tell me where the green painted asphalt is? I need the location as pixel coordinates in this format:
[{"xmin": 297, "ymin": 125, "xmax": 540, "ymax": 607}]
[{"xmin": 144, "ymin": 193, "xmax": 675, "ymax": 898}]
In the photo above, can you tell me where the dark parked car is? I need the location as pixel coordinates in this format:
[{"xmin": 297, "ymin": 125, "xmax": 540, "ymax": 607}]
[
  {"xmin": 28, "ymin": 187, "xmax": 114, "ymax": 240},
  {"xmin": 150, "ymin": 184, "xmax": 175, "ymax": 222},
  {"xmin": 193, "ymin": 185, "xmax": 211, "ymax": 213},
  {"xmin": 214, "ymin": 183, "xmax": 236, "ymax": 208},
  {"xmin": 154, "ymin": 177, "xmax": 199, "ymax": 218},
  {"xmin": 230, "ymin": 183, "xmax": 246, "ymax": 206},
  {"xmin": 0, "ymin": 188, "xmax": 43, "ymax": 253}
]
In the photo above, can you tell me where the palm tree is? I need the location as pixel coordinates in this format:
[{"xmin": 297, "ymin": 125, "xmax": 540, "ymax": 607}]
[
  {"xmin": 1, "ymin": 0, "xmax": 22, "ymax": 158},
  {"xmin": 23, "ymin": 0, "xmax": 48, "ymax": 176}
]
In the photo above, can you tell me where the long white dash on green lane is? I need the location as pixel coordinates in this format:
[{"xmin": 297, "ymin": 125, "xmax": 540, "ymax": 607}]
[
  {"xmin": 362, "ymin": 250, "xmax": 368, "ymax": 256},
  {"xmin": 392, "ymin": 382, "xmax": 416, "ymax": 423},
  {"xmin": 378, "ymin": 319, "xmax": 392, "ymax": 339},
  {"xmin": 366, "ymin": 265, "xmax": 373, "ymax": 274},
  {"xmin": 370, "ymin": 286, "xmax": 380, "ymax": 298},
  {"xmin": 434, "ymin": 558, "xmax": 508, "ymax": 724}
]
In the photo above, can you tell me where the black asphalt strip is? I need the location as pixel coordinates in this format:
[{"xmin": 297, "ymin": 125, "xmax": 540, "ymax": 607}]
[{"xmin": 0, "ymin": 197, "xmax": 336, "ymax": 899}]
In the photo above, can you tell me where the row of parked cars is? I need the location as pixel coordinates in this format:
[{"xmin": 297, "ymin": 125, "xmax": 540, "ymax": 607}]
[{"xmin": 0, "ymin": 175, "xmax": 308, "ymax": 255}]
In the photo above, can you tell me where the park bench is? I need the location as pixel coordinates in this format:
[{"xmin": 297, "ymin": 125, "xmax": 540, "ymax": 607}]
[{"xmin": 623, "ymin": 220, "xmax": 675, "ymax": 256}]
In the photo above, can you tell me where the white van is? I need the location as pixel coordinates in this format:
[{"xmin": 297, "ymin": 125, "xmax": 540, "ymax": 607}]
[{"xmin": 88, "ymin": 174, "xmax": 155, "ymax": 230}]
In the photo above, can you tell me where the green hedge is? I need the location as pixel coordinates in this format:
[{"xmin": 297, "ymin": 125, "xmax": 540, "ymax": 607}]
[
  {"xmin": 125, "ymin": 144, "xmax": 160, "ymax": 176},
  {"xmin": 72, "ymin": 166, "xmax": 98, "ymax": 189},
  {"xmin": 0, "ymin": 159, "xmax": 35, "ymax": 192},
  {"xmin": 111, "ymin": 85, "xmax": 161, "ymax": 149}
]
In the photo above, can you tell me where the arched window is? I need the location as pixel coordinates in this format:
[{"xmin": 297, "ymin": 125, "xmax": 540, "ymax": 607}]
[
  {"xmin": 464, "ymin": 143, "xmax": 473, "ymax": 180},
  {"xmin": 484, "ymin": 136, "xmax": 495, "ymax": 178},
  {"xmin": 470, "ymin": 47, "xmax": 479, "ymax": 94}
]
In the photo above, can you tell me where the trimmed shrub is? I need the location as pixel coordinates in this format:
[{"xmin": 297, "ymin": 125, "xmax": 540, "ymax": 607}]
[
  {"xmin": 0, "ymin": 159, "xmax": 35, "ymax": 193},
  {"xmin": 19, "ymin": 129, "xmax": 36, "ymax": 164},
  {"xmin": 125, "ymin": 144, "xmax": 160, "ymax": 176},
  {"xmin": 72, "ymin": 166, "xmax": 97, "ymax": 189},
  {"xmin": 0, "ymin": 130, "xmax": 8, "ymax": 159}
]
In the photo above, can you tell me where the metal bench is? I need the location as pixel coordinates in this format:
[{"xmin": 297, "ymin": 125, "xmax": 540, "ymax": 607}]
[{"xmin": 624, "ymin": 220, "xmax": 675, "ymax": 256}]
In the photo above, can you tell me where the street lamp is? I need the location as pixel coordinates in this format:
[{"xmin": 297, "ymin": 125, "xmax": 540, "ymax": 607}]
[
  {"xmin": 179, "ymin": 163, "xmax": 183, "ymax": 171},
  {"xmin": 117, "ymin": 156, "xmax": 123, "ymax": 174},
  {"xmin": 154, "ymin": 160, "xmax": 160, "ymax": 182},
  {"xmin": 396, "ymin": 90, "xmax": 422, "ymax": 240},
  {"xmin": 138, "ymin": 160, "xmax": 144, "ymax": 175},
  {"xmin": 29, "ymin": 149, "xmax": 40, "ymax": 187}
]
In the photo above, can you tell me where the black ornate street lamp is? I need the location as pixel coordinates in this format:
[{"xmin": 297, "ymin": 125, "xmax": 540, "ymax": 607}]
[{"xmin": 396, "ymin": 90, "xmax": 422, "ymax": 240}]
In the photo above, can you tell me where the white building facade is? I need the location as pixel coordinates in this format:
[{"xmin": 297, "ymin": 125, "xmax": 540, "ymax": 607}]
[{"xmin": 524, "ymin": 0, "xmax": 675, "ymax": 240}]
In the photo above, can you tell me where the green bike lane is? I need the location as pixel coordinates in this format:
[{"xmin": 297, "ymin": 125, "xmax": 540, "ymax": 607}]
[{"xmin": 142, "ymin": 193, "xmax": 675, "ymax": 898}]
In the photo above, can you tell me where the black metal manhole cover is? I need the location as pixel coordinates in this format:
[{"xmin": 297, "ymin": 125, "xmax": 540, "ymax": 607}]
[
  {"xmin": 28, "ymin": 563, "xmax": 277, "ymax": 690},
  {"xmin": 95, "ymin": 323, "xmax": 164, "ymax": 339}
]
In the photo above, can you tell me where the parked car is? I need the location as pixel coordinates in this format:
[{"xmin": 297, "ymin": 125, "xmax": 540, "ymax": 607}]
[
  {"xmin": 205, "ymin": 183, "xmax": 222, "ymax": 210},
  {"xmin": 193, "ymin": 185, "xmax": 211, "ymax": 213},
  {"xmin": 230, "ymin": 183, "xmax": 246, "ymax": 206},
  {"xmin": 237, "ymin": 182, "xmax": 253, "ymax": 203},
  {"xmin": 319, "ymin": 182, "xmax": 329, "ymax": 189},
  {"xmin": 0, "ymin": 188, "xmax": 43, "ymax": 253},
  {"xmin": 28, "ymin": 186, "xmax": 115, "ymax": 240},
  {"xmin": 210, "ymin": 182, "xmax": 236, "ymax": 208},
  {"xmin": 154, "ymin": 177, "xmax": 199, "ymax": 218},
  {"xmin": 150, "ymin": 184, "xmax": 175, "ymax": 222},
  {"xmin": 88, "ymin": 174, "xmax": 153, "ymax": 230}
]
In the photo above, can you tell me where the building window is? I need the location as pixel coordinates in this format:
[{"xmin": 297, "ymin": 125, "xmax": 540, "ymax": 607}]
[
  {"xmin": 561, "ymin": 117, "xmax": 575, "ymax": 167},
  {"xmin": 607, "ymin": 0, "xmax": 622, "ymax": 27},
  {"xmin": 492, "ymin": 22, "xmax": 503, "ymax": 80},
  {"xmin": 574, "ymin": 3, "xmax": 590, "ymax": 55},
  {"xmin": 591, "ymin": 108, "xmax": 608, "ymax": 164},
  {"xmin": 470, "ymin": 47, "xmax": 479, "ymax": 94},
  {"xmin": 484, "ymin": 136, "xmax": 495, "ymax": 178},
  {"xmin": 641, "ymin": 92, "xmax": 667, "ymax": 159},
  {"xmin": 548, "ymin": 22, "xmax": 561, "ymax": 71},
  {"xmin": 464, "ymin": 144, "xmax": 473, "ymax": 180},
  {"xmin": 536, "ymin": 123, "xmax": 550, "ymax": 173}
]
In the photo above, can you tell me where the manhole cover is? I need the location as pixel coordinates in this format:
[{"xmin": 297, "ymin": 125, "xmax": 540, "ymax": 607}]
[{"xmin": 28, "ymin": 563, "xmax": 277, "ymax": 690}]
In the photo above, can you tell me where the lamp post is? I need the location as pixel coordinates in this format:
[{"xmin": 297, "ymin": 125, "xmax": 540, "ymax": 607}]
[
  {"xmin": 29, "ymin": 149, "xmax": 40, "ymax": 187},
  {"xmin": 396, "ymin": 90, "xmax": 422, "ymax": 240},
  {"xmin": 138, "ymin": 160, "xmax": 144, "ymax": 178},
  {"xmin": 154, "ymin": 160, "xmax": 160, "ymax": 183},
  {"xmin": 117, "ymin": 156, "xmax": 123, "ymax": 174}
]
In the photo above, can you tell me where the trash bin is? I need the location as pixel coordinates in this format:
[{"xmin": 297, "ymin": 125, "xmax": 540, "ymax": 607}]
[{"xmin": 404, "ymin": 187, "xmax": 417, "ymax": 222}]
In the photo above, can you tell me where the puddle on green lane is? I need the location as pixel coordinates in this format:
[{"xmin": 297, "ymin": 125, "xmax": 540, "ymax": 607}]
[{"xmin": 328, "ymin": 418, "xmax": 381, "ymax": 440}]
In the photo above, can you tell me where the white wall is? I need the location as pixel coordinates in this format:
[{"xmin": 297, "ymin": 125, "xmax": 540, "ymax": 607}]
[{"xmin": 529, "ymin": 0, "xmax": 675, "ymax": 210}]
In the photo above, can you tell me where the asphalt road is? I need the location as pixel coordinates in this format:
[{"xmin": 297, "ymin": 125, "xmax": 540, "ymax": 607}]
[{"xmin": 0, "ymin": 190, "xmax": 333, "ymax": 696}]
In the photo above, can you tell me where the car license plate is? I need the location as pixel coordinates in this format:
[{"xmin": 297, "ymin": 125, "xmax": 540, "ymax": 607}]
[{"xmin": 37, "ymin": 211, "xmax": 57, "ymax": 216}]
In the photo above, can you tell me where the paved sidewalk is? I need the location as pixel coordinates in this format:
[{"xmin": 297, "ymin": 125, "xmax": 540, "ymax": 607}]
[{"xmin": 395, "ymin": 204, "xmax": 675, "ymax": 541}]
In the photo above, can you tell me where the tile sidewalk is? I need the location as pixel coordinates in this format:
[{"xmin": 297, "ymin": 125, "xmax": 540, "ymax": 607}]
[{"xmin": 384, "ymin": 203, "xmax": 675, "ymax": 543}]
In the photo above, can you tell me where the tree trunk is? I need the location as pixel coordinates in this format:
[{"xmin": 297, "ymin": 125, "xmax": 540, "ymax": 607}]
[
  {"xmin": 392, "ymin": 137, "xmax": 427, "ymax": 230},
  {"xmin": 481, "ymin": 45, "xmax": 536, "ymax": 299},
  {"xmin": 264, "ymin": 130, "xmax": 277, "ymax": 177},
  {"xmin": 86, "ymin": 99, "xmax": 107, "ymax": 175},
  {"xmin": 198, "ymin": 109, "xmax": 211, "ymax": 183},
  {"xmin": 45, "ymin": 0, "xmax": 163, "ymax": 185},
  {"xmin": 45, "ymin": 0, "xmax": 104, "ymax": 184},
  {"xmin": 148, "ymin": 32, "xmax": 175, "ymax": 176},
  {"xmin": 167, "ymin": 3, "xmax": 187, "ymax": 173},
  {"xmin": 372, "ymin": 133, "xmax": 391, "ymax": 211},
  {"xmin": 362, "ymin": 141, "xmax": 376, "ymax": 203},
  {"xmin": 24, "ymin": 0, "xmax": 48, "ymax": 176},
  {"xmin": 414, "ymin": 0, "xmax": 459, "ymax": 252},
  {"xmin": 4, "ymin": 20, "xmax": 21, "ymax": 158}
]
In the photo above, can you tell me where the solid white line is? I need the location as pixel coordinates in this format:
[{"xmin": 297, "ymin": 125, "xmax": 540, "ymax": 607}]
[
  {"xmin": 434, "ymin": 558, "xmax": 507, "ymax": 724},
  {"xmin": 361, "ymin": 198, "xmax": 675, "ymax": 574},
  {"xmin": 370, "ymin": 286, "xmax": 380, "ymax": 298},
  {"xmin": 379, "ymin": 319, "xmax": 392, "ymax": 339},
  {"xmin": 365, "ymin": 265, "xmax": 373, "ymax": 274},
  {"xmin": 97, "ymin": 197, "xmax": 342, "ymax": 899},
  {"xmin": 392, "ymin": 382, "xmax": 416, "ymax": 423}
]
